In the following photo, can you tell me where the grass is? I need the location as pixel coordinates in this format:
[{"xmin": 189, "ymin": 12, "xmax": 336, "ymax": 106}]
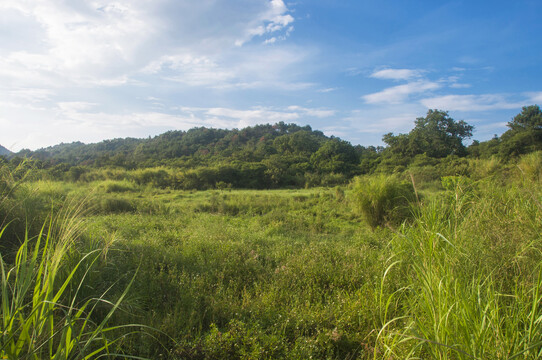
[
  {"xmin": 1, "ymin": 154, "xmax": 541, "ymax": 358},
  {"xmin": 0, "ymin": 210, "xmax": 141, "ymax": 359},
  {"xmin": 0, "ymin": 166, "xmax": 145, "ymax": 359},
  {"xmin": 375, "ymin": 176, "xmax": 542, "ymax": 359}
]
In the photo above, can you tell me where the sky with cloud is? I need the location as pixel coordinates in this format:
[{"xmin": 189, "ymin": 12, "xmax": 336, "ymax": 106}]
[{"xmin": 1, "ymin": 0, "xmax": 541, "ymax": 151}]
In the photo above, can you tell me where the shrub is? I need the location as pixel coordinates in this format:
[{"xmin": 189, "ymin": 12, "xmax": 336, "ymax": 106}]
[
  {"xmin": 131, "ymin": 168, "xmax": 171, "ymax": 188},
  {"xmin": 407, "ymin": 165, "xmax": 441, "ymax": 185},
  {"xmin": 351, "ymin": 174, "xmax": 417, "ymax": 229}
]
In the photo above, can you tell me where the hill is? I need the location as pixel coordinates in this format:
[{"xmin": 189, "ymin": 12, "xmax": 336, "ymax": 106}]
[
  {"xmin": 19, "ymin": 123, "xmax": 362, "ymax": 167},
  {"xmin": 11, "ymin": 106, "xmax": 541, "ymax": 189},
  {"xmin": 0, "ymin": 144, "xmax": 11, "ymax": 157},
  {"xmin": 16, "ymin": 122, "xmax": 377, "ymax": 188}
]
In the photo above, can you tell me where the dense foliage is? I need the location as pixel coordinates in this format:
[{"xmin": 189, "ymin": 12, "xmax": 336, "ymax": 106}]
[
  {"xmin": 383, "ymin": 109, "xmax": 473, "ymax": 158},
  {"xmin": 4, "ymin": 106, "xmax": 541, "ymax": 190}
]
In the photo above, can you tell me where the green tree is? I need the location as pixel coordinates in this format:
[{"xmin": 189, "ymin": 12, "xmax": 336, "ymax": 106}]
[
  {"xmin": 383, "ymin": 110, "xmax": 474, "ymax": 159},
  {"xmin": 507, "ymin": 105, "xmax": 542, "ymax": 132},
  {"xmin": 310, "ymin": 138, "xmax": 359, "ymax": 174},
  {"xmin": 273, "ymin": 131, "xmax": 321, "ymax": 157},
  {"xmin": 500, "ymin": 105, "xmax": 542, "ymax": 156}
]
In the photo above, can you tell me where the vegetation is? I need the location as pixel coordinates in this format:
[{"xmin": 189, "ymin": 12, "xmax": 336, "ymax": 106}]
[
  {"xmin": 0, "ymin": 145, "xmax": 10, "ymax": 157},
  {"xmin": 5, "ymin": 106, "xmax": 539, "ymax": 190},
  {"xmin": 352, "ymin": 174, "xmax": 417, "ymax": 229},
  {"xmin": 0, "ymin": 164, "xmax": 144, "ymax": 359},
  {"xmin": 1, "ymin": 106, "xmax": 541, "ymax": 358},
  {"xmin": 382, "ymin": 109, "xmax": 473, "ymax": 159}
]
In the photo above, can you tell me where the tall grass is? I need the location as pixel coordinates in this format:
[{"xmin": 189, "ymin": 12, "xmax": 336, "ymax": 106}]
[
  {"xmin": 352, "ymin": 174, "xmax": 417, "ymax": 229},
  {"xmin": 0, "ymin": 163, "xmax": 142, "ymax": 359},
  {"xmin": 0, "ymin": 212, "xmax": 142, "ymax": 359},
  {"xmin": 375, "ymin": 177, "xmax": 542, "ymax": 359}
]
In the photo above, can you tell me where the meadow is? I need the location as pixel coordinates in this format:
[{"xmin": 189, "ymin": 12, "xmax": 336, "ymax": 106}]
[{"xmin": 1, "ymin": 153, "xmax": 542, "ymax": 359}]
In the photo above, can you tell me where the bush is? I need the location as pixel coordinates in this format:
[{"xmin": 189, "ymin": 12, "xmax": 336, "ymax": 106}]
[
  {"xmin": 131, "ymin": 168, "xmax": 171, "ymax": 188},
  {"xmin": 352, "ymin": 174, "xmax": 417, "ymax": 229}
]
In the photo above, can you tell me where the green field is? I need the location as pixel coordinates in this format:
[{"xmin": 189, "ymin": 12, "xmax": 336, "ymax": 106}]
[{"xmin": 1, "ymin": 154, "xmax": 542, "ymax": 359}]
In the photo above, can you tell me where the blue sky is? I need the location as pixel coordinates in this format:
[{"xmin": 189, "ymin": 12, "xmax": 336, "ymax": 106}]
[{"xmin": 1, "ymin": 0, "xmax": 541, "ymax": 151}]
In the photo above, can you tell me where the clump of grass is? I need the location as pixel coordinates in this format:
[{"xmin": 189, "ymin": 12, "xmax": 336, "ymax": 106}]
[
  {"xmin": 0, "ymin": 162, "xmax": 141, "ymax": 359},
  {"xmin": 99, "ymin": 180, "xmax": 137, "ymax": 194},
  {"xmin": 351, "ymin": 174, "xmax": 417, "ymax": 229},
  {"xmin": 0, "ymin": 160, "xmax": 44, "ymax": 255}
]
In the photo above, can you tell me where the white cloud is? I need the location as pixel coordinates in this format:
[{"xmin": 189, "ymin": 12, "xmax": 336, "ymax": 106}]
[
  {"xmin": 177, "ymin": 105, "xmax": 333, "ymax": 129},
  {"xmin": 5, "ymin": 87, "xmax": 54, "ymax": 103},
  {"xmin": 363, "ymin": 81, "xmax": 440, "ymax": 104},
  {"xmin": 342, "ymin": 103, "xmax": 426, "ymax": 141},
  {"xmin": 286, "ymin": 106, "xmax": 335, "ymax": 118},
  {"xmin": 236, "ymin": 0, "xmax": 294, "ymax": 46},
  {"xmin": 320, "ymin": 125, "xmax": 352, "ymax": 139},
  {"xmin": 317, "ymin": 87, "xmax": 339, "ymax": 93},
  {"xmin": 420, "ymin": 94, "xmax": 524, "ymax": 111},
  {"xmin": 204, "ymin": 107, "xmax": 299, "ymax": 128},
  {"xmin": 0, "ymin": 0, "xmax": 297, "ymax": 89},
  {"xmin": 348, "ymin": 113, "xmax": 417, "ymax": 134},
  {"xmin": 57, "ymin": 102, "xmax": 98, "ymax": 112},
  {"xmin": 527, "ymin": 92, "xmax": 542, "ymax": 103},
  {"xmin": 143, "ymin": 53, "xmax": 236, "ymax": 86},
  {"xmin": 0, "ymin": 1, "xmax": 154, "ymax": 86},
  {"xmin": 370, "ymin": 68, "xmax": 422, "ymax": 81},
  {"xmin": 443, "ymin": 75, "xmax": 471, "ymax": 89}
]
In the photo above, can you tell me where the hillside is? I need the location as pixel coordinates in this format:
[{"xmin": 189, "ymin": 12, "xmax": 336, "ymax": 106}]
[
  {"xmin": 0, "ymin": 145, "xmax": 11, "ymax": 157},
  {"xmin": 10, "ymin": 106, "xmax": 542, "ymax": 189},
  {"xmin": 19, "ymin": 123, "xmax": 358, "ymax": 166}
]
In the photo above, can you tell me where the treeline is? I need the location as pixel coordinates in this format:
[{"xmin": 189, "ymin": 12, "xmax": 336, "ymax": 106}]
[{"xmin": 3, "ymin": 105, "xmax": 541, "ymax": 189}]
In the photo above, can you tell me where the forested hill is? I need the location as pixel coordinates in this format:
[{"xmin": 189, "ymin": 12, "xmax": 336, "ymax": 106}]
[
  {"xmin": 18, "ymin": 122, "xmax": 368, "ymax": 168},
  {"xmin": 8, "ymin": 106, "xmax": 541, "ymax": 189},
  {"xmin": 14, "ymin": 122, "xmax": 377, "ymax": 187}
]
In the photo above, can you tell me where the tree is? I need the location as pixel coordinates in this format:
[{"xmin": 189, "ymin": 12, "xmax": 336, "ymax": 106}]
[
  {"xmin": 383, "ymin": 110, "xmax": 474, "ymax": 159},
  {"xmin": 499, "ymin": 105, "xmax": 542, "ymax": 156},
  {"xmin": 310, "ymin": 138, "xmax": 359, "ymax": 174},
  {"xmin": 507, "ymin": 105, "xmax": 542, "ymax": 132},
  {"xmin": 273, "ymin": 131, "xmax": 321, "ymax": 156}
]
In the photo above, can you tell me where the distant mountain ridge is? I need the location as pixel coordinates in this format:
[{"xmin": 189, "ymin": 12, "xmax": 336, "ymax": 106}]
[{"xmin": 0, "ymin": 144, "xmax": 11, "ymax": 156}]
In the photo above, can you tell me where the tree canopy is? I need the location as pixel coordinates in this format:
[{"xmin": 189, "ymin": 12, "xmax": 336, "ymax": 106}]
[
  {"xmin": 499, "ymin": 105, "xmax": 542, "ymax": 156},
  {"xmin": 383, "ymin": 109, "xmax": 474, "ymax": 159}
]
